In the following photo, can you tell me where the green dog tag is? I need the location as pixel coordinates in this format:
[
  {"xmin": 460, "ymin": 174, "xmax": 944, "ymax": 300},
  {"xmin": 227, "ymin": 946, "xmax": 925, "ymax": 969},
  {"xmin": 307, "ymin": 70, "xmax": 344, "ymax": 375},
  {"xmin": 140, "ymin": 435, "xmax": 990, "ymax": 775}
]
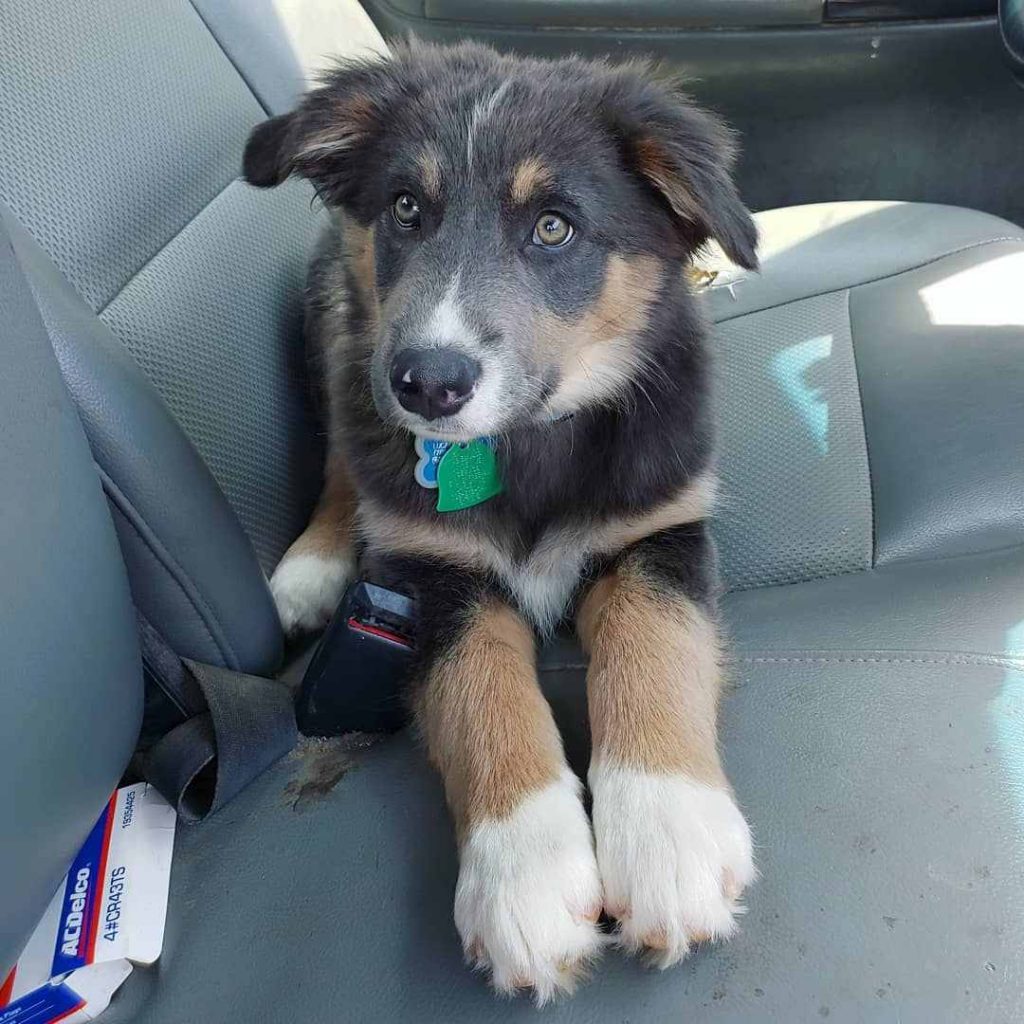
[{"xmin": 435, "ymin": 439, "xmax": 502, "ymax": 512}]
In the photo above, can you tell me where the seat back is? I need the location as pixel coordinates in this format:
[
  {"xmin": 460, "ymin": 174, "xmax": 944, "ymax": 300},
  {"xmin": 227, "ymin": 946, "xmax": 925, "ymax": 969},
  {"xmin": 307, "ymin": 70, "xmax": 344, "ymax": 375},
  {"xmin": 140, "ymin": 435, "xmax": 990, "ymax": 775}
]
[
  {"xmin": 0, "ymin": 0, "xmax": 386, "ymax": 977},
  {"xmin": 0, "ymin": 0, "xmax": 358, "ymax": 672},
  {"xmin": 0, "ymin": 217, "xmax": 141, "ymax": 977}
]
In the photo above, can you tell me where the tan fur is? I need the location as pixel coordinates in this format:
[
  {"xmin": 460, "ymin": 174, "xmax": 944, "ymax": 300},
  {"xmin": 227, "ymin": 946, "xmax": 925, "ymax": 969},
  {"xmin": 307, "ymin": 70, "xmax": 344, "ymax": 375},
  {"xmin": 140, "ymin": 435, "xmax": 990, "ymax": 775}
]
[
  {"xmin": 417, "ymin": 600, "xmax": 564, "ymax": 835},
  {"xmin": 580, "ymin": 254, "xmax": 664, "ymax": 339},
  {"xmin": 417, "ymin": 146, "xmax": 443, "ymax": 201},
  {"xmin": 577, "ymin": 564, "xmax": 727, "ymax": 786},
  {"xmin": 539, "ymin": 255, "xmax": 664, "ymax": 414},
  {"xmin": 632, "ymin": 135, "xmax": 700, "ymax": 222},
  {"xmin": 279, "ymin": 448, "xmax": 358, "ymax": 562},
  {"xmin": 358, "ymin": 498, "xmax": 500, "ymax": 571},
  {"xmin": 358, "ymin": 471, "xmax": 715, "ymax": 577},
  {"xmin": 510, "ymin": 157, "xmax": 553, "ymax": 205},
  {"xmin": 589, "ymin": 473, "xmax": 717, "ymax": 553},
  {"xmin": 341, "ymin": 216, "xmax": 378, "ymax": 317}
]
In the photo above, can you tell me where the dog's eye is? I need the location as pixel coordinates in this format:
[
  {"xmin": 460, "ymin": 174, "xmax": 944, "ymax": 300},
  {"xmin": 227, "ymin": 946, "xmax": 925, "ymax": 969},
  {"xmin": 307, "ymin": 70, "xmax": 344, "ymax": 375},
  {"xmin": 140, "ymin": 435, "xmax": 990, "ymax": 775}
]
[
  {"xmin": 393, "ymin": 193, "xmax": 421, "ymax": 229},
  {"xmin": 532, "ymin": 212, "xmax": 573, "ymax": 247}
]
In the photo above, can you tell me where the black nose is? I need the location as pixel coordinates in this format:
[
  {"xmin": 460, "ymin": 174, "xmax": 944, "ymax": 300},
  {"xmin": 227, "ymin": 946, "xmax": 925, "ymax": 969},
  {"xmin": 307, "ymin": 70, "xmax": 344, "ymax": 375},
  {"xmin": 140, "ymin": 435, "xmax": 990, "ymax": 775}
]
[{"xmin": 389, "ymin": 347, "xmax": 481, "ymax": 421}]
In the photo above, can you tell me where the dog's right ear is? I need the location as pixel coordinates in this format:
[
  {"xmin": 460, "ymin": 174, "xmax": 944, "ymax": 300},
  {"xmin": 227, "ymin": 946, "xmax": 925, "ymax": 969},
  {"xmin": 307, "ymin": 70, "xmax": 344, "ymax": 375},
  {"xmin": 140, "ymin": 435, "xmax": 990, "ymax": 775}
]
[
  {"xmin": 242, "ymin": 56, "xmax": 396, "ymax": 206},
  {"xmin": 243, "ymin": 114, "xmax": 296, "ymax": 188}
]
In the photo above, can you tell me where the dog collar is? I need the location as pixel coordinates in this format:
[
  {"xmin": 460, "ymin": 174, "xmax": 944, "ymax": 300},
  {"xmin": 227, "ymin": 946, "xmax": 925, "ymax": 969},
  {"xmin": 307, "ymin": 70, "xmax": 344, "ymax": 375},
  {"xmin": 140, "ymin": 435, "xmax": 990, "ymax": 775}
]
[
  {"xmin": 411, "ymin": 414, "xmax": 572, "ymax": 512},
  {"xmin": 414, "ymin": 436, "xmax": 502, "ymax": 512}
]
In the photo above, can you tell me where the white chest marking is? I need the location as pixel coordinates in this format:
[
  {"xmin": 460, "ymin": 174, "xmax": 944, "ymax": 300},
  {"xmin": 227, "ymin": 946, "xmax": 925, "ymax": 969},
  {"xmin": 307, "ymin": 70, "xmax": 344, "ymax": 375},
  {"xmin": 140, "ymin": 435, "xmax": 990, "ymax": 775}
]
[
  {"xmin": 358, "ymin": 471, "xmax": 717, "ymax": 633},
  {"xmin": 498, "ymin": 530, "xmax": 589, "ymax": 635}
]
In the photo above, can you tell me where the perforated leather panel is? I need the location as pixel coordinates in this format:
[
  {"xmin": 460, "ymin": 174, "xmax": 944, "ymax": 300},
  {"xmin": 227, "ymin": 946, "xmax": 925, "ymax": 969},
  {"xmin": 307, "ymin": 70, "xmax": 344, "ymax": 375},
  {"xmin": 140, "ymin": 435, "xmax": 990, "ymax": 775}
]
[
  {"xmin": 100, "ymin": 179, "xmax": 324, "ymax": 569},
  {"xmin": 0, "ymin": 0, "xmax": 262, "ymax": 310},
  {"xmin": 0, "ymin": 0, "xmax": 325, "ymax": 572},
  {"xmin": 712, "ymin": 290, "xmax": 874, "ymax": 590}
]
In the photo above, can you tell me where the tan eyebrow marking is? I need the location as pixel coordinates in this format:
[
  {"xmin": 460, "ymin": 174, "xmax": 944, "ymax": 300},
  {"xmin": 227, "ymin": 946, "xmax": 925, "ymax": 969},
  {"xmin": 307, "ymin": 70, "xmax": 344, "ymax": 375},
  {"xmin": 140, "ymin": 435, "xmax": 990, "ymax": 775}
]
[
  {"xmin": 417, "ymin": 147, "xmax": 443, "ymax": 201},
  {"xmin": 510, "ymin": 157, "xmax": 554, "ymax": 205}
]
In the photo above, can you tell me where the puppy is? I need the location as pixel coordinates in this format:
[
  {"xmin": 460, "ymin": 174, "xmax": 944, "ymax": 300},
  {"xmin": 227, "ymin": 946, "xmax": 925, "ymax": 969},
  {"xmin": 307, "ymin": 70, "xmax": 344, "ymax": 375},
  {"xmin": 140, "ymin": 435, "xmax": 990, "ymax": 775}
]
[{"xmin": 244, "ymin": 41, "xmax": 757, "ymax": 1004}]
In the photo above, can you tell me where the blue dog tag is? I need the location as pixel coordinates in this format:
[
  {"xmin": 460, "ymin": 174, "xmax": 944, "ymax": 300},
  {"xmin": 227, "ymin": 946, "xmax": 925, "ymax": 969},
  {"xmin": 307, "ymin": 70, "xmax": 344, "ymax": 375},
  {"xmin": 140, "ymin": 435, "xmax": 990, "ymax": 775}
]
[{"xmin": 414, "ymin": 437, "xmax": 451, "ymax": 488}]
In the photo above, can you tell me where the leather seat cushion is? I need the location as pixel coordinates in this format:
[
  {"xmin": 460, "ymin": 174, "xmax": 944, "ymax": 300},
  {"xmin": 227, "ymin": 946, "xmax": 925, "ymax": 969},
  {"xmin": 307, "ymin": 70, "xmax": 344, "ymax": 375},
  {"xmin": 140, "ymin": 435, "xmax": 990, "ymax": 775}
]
[
  {"xmin": 104, "ymin": 201, "xmax": 1024, "ymax": 1023},
  {"xmin": 108, "ymin": 544, "xmax": 1024, "ymax": 1024}
]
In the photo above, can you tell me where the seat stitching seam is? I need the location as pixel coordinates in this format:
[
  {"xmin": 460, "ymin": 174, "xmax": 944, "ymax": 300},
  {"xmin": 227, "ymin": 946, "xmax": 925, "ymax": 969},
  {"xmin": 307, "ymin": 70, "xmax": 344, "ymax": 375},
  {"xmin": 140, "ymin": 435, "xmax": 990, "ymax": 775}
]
[
  {"xmin": 712, "ymin": 235, "xmax": 1024, "ymax": 326},
  {"xmin": 737, "ymin": 654, "xmax": 1022, "ymax": 669},
  {"xmin": 844, "ymin": 285, "xmax": 878, "ymax": 569},
  {"xmin": 725, "ymin": 561, "xmax": 875, "ymax": 593},
  {"xmin": 97, "ymin": 0, "xmax": 283, "ymax": 313},
  {"xmin": 96, "ymin": 176, "xmax": 238, "ymax": 316},
  {"xmin": 185, "ymin": 0, "xmax": 274, "ymax": 117},
  {"xmin": 875, "ymin": 537, "xmax": 1024, "ymax": 571},
  {"xmin": 98, "ymin": 464, "xmax": 243, "ymax": 670},
  {"xmin": 108, "ymin": 494, "xmax": 231, "ymax": 666},
  {"xmin": 541, "ymin": 652, "xmax": 1024, "ymax": 672}
]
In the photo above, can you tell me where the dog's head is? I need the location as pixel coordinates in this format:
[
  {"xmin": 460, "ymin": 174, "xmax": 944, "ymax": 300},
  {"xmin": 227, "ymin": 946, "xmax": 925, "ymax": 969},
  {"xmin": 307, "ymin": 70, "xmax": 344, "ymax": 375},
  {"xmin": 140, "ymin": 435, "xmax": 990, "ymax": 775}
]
[{"xmin": 244, "ymin": 42, "xmax": 756, "ymax": 441}]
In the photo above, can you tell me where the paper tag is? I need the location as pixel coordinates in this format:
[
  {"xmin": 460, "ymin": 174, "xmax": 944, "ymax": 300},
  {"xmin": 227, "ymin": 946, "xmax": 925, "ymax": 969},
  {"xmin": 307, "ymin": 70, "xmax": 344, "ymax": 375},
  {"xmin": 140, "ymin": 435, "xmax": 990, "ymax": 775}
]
[
  {"xmin": 1, "ymin": 784, "xmax": 175, "ymax": 1018},
  {"xmin": 0, "ymin": 962, "xmax": 133, "ymax": 1024}
]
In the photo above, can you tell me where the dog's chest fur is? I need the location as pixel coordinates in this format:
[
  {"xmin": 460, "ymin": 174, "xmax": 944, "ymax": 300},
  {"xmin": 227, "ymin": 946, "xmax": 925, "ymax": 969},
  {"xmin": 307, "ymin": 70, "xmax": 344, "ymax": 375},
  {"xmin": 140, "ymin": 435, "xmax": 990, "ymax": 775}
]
[
  {"xmin": 359, "ymin": 503, "xmax": 608, "ymax": 632},
  {"xmin": 357, "ymin": 443, "xmax": 718, "ymax": 634},
  {"xmin": 458, "ymin": 521, "xmax": 609, "ymax": 634},
  {"xmin": 342, "ymin": 288, "xmax": 716, "ymax": 631},
  {"xmin": 500, "ymin": 531, "xmax": 595, "ymax": 633}
]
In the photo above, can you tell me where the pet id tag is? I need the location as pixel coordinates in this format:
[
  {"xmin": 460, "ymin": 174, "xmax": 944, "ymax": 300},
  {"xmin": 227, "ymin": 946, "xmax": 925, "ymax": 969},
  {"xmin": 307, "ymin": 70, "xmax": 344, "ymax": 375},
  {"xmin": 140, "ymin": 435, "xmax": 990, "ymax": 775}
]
[
  {"xmin": 413, "ymin": 436, "xmax": 502, "ymax": 512},
  {"xmin": 436, "ymin": 439, "xmax": 502, "ymax": 512},
  {"xmin": 414, "ymin": 437, "xmax": 451, "ymax": 488}
]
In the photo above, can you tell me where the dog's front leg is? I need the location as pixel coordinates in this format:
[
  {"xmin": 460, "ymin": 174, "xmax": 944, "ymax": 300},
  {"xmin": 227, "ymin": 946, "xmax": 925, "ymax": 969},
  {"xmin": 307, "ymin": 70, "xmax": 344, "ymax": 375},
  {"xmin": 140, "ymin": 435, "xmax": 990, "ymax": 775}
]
[
  {"xmin": 577, "ymin": 523, "xmax": 754, "ymax": 967},
  {"xmin": 413, "ymin": 576, "xmax": 603, "ymax": 1003},
  {"xmin": 269, "ymin": 448, "xmax": 357, "ymax": 634}
]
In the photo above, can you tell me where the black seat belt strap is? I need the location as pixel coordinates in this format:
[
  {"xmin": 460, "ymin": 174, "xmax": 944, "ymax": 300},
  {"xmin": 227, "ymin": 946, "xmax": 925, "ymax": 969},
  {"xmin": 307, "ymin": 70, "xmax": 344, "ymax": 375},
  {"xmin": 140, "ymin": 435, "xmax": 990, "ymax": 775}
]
[{"xmin": 136, "ymin": 612, "xmax": 297, "ymax": 822}]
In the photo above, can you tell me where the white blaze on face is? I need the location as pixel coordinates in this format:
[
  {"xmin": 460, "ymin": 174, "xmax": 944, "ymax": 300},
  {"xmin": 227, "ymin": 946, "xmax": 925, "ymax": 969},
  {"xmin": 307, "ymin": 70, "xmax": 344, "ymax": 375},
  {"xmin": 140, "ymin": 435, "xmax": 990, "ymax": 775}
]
[
  {"xmin": 422, "ymin": 272, "xmax": 470, "ymax": 347},
  {"xmin": 409, "ymin": 271, "xmax": 511, "ymax": 439},
  {"xmin": 466, "ymin": 80, "xmax": 512, "ymax": 171}
]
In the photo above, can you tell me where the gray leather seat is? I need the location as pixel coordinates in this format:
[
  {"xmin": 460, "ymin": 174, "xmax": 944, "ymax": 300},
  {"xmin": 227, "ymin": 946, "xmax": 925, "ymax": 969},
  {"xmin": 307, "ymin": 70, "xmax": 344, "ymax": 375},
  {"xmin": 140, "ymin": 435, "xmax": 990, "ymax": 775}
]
[{"xmin": 2, "ymin": 3, "xmax": 1023, "ymax": 1022}]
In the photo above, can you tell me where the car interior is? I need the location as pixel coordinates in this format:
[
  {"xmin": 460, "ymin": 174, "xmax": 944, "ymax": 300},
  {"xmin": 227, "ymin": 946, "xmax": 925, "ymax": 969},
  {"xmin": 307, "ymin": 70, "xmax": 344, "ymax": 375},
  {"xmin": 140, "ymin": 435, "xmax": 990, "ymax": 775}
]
[{"xmin": 3, "ymin": 1, "xmax": 1024, "ymax": 1021}]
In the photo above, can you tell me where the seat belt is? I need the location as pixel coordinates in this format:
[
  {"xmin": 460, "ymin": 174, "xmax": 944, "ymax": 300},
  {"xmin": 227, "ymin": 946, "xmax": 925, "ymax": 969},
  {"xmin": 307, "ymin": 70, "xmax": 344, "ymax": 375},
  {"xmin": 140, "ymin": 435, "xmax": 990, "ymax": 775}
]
[{"xmin": 135, "ymin": 612, "xmax": 298, "ymax": 822}]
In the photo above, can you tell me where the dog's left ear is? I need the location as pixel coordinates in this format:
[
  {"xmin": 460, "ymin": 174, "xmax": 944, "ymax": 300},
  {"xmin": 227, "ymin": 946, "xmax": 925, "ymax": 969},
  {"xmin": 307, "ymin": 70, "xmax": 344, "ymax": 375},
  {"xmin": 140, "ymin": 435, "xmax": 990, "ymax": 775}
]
[{"xmin": 602, "ymin": 68, "xmax": 758, "ymax": 270}]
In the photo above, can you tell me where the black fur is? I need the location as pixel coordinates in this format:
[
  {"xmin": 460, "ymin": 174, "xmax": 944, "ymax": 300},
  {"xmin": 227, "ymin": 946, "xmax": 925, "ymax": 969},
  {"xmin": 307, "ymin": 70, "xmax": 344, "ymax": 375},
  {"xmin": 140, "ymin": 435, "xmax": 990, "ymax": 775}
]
[
  {"xmin": 244, "ymin": 43, "xmax": 757, "ymax": 268},
  {"xmin": 244, "ymin": 41, "xmax": 756, "ymax": 645},
  {"xmin": 362, "ymin": 551, "xmax": 493, "ymax": 673},
  {"xmin": 622, "ymin": 522, "xmax": 717, "ymax": 607}
]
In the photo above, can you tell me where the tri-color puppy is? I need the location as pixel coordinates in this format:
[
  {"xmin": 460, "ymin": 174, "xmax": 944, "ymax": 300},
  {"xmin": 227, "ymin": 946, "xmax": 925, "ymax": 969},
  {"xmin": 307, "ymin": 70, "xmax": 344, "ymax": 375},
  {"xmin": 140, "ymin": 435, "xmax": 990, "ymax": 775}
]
[{"xmin": 244, "ymin": 41, "xmax": 758, "ymax": 1003}]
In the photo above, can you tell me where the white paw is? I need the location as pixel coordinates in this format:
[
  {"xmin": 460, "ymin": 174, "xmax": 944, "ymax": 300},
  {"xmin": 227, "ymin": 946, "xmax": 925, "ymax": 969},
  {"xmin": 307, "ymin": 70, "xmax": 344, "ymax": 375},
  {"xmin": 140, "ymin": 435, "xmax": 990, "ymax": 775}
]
[
  {"xmin": 590, "ymin": 764, "xmax": 755, "ymax": 968},
  {"xmin": 454, "ymin": 771, "xmax": 605, "ymax": 1005},
  {"xmin": 269, "ymin": 551, "xmax": 354, "ymax": 635}
]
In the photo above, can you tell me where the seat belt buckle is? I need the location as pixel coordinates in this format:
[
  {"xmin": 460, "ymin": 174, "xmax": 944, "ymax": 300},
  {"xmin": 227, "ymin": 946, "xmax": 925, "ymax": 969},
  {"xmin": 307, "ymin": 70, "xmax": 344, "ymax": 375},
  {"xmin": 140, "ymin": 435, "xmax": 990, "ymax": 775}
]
[{"xmin": 296, "ymin": 580, "xmax": 417, "ymax": 736}]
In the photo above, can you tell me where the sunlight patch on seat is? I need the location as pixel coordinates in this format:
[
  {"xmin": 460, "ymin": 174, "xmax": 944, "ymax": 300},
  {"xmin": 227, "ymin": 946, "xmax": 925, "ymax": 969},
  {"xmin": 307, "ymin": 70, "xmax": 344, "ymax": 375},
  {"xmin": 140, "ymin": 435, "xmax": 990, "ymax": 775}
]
[
  {"xmin": 993, "ymin": 621, "xmax": 1024, "ymax": 829},
  {"xmin": 271, "ymin": 0, "xmax": 387, "ymax": 89},
  {"xmin": 919, "ymin": 251, "xmax": 1024, "ymax": 328},
  {"xmin": 770, "ymin": 334, "xmax": 832, "ymax": 456}
]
